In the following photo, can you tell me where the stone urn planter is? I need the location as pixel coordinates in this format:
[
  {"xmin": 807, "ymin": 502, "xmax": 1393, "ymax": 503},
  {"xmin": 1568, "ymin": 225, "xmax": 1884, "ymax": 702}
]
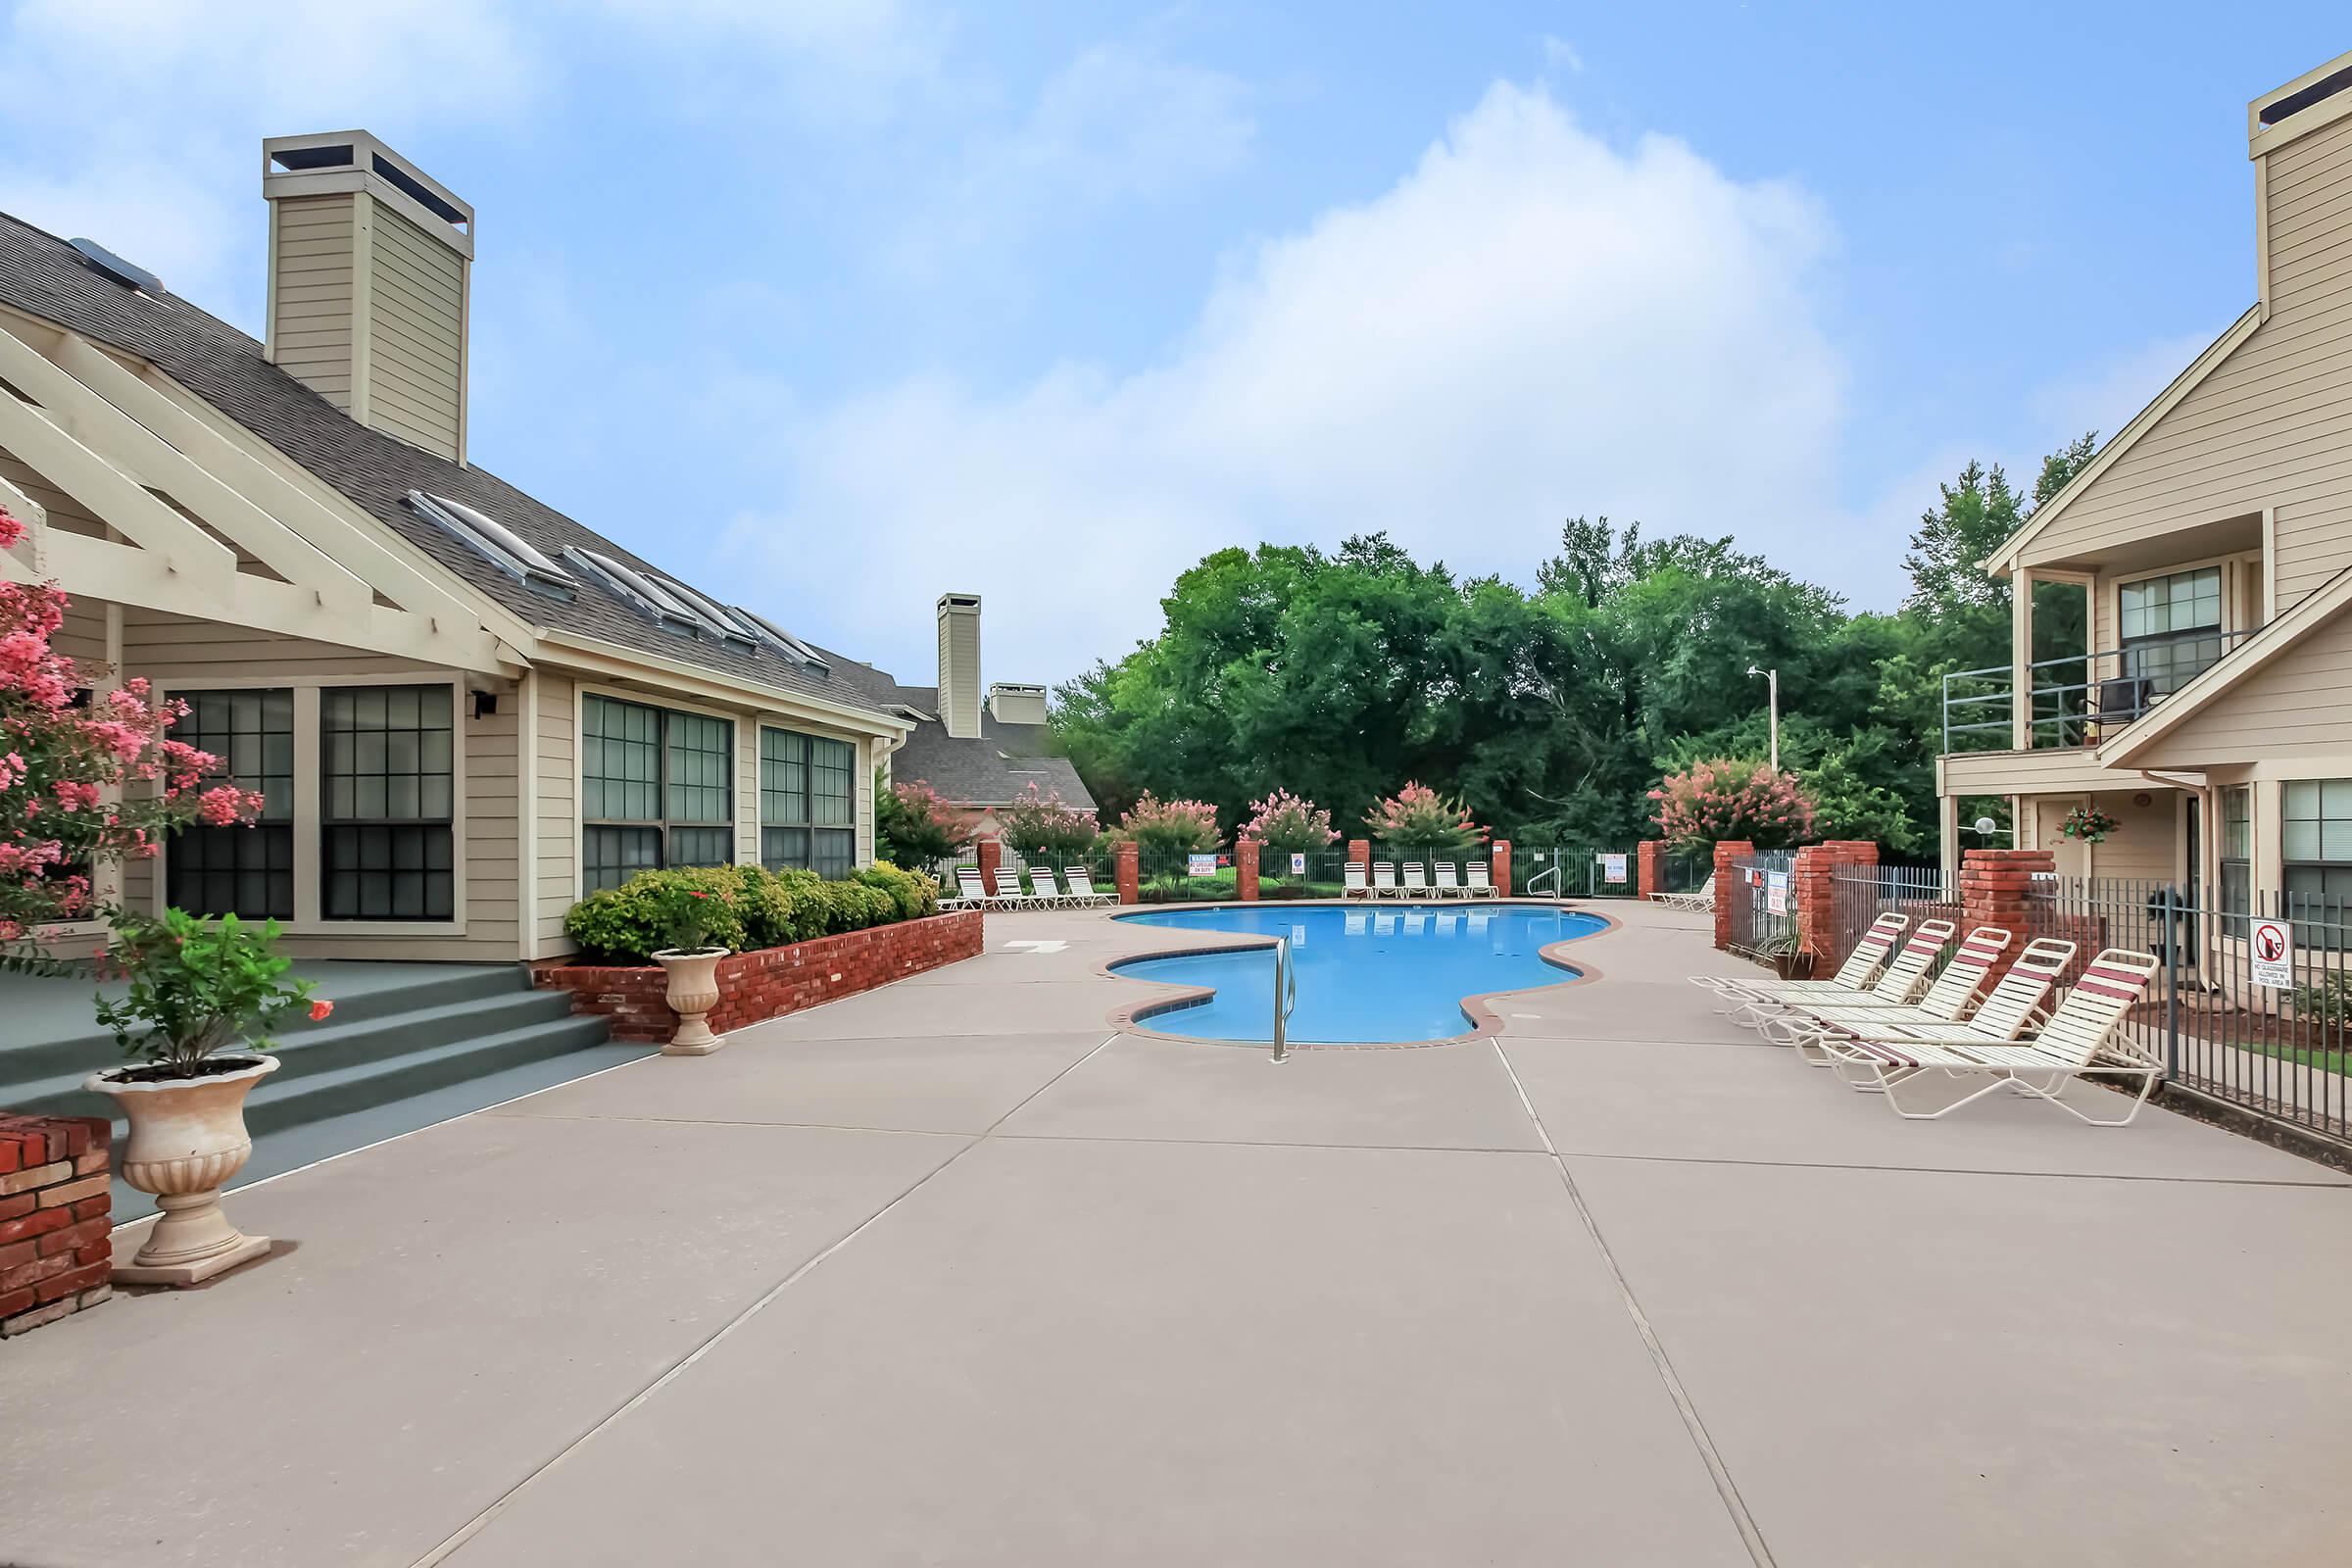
[
  {"xmin": 653, "ymin": 948, "xmax": 728, "ymax": 1055},
  {"xmin": 85, "ymin": 1054, "xmax": 278, "ymax": 1287}
]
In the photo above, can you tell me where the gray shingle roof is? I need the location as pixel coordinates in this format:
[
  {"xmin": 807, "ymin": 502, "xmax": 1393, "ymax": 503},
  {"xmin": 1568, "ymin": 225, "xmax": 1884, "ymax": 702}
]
[
  {"xmin": 891, "ymin": 707, "xmax": 1097, "ymax": 810},
  {"xmin": 0, "ymin": 211, "xmax": 892, "ymax": 723}
]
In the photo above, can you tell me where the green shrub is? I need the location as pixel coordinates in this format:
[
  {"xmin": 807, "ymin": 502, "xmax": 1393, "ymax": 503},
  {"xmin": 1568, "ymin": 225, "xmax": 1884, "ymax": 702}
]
[
  {"xmin": 856, "ymin": 862, "xmax": 938, "ymax": 921},
  {"xmin": 564, "ymin": 866, "xmax": 750, "ymax": 963}
]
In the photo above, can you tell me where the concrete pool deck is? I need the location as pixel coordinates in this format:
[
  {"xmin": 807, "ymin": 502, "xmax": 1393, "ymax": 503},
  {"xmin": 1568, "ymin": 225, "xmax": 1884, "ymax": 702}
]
[{"xmin": 4, "ymin": 899, "xmax": 2350, "ymax": 1565}]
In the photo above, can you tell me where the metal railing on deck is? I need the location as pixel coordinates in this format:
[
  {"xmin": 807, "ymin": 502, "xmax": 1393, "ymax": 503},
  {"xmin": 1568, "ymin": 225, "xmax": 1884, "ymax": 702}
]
[
  {"xmin": 1941, "ymin": 626, "xmax": 2256, "ymax": 755},
  {"xmin": 1269, "ymin": 936, "xmax": 1298, "ymax": 1063}
]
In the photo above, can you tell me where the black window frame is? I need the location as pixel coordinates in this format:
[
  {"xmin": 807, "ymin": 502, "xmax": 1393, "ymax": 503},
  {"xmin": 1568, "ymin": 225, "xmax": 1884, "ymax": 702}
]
[
  {"xmin": 320, "ymin": 683, "xmax": 458, "ymax": 922},
  {"xmin": 166, "ymin": 687, "xmax": 296, "ymax": 920},
  {"xmin": 2220, "ymin": 785, "xmax": 2251, "ymax": 939},
  {"xmin": 2282, "ymin": 778, "xmax": 2352, "ymax": 950},
  {"xmin": 759, "ymin": 726, "xmax": 856, "ymax": 878},
  {"xmin": 581, "ymin": 694, "xmax": 735, "ymax": 894},
  {"xmin": 2118, "ymin": 566, "xmax": 2225, "ymax": 700}
]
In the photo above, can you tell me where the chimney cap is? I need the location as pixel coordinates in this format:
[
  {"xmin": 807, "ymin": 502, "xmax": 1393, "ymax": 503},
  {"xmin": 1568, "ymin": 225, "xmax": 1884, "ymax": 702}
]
[
  {"xmin": 937, "ymin": 592, "xmax": 981, "ymax": 611},
  {"xmin": 263, "ymin": 129, "xmax": 473, "ymax": 256}
]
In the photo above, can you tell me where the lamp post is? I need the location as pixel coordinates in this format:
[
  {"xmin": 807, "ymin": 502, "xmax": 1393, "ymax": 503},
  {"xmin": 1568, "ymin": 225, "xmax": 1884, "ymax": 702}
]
[{"xmin": 1747, "ymin": 665, "xmax": 1780, "ymax": 772}]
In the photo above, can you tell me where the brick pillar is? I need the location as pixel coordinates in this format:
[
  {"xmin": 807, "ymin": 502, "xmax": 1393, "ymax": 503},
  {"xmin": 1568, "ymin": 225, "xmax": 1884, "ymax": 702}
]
[
  {"xmin": 1711, "ymin": 839, "xmax": 1754, "ymax": 951},
  {"xmin": 1236, "ymin": 837, "xmax": 1260, "ymax": 902},
  {"xmin": 1, "ymin": 1114, "xmax": 113, "ymax": 1338},
  {"xmin": 1113, "ymin": 840, "xmax": 1141, "ymax": 905},
  {"xmin": 977, "ymin": 838, "xmax": 1004, "ymax": 897},
  {"xmin": 1793, "ymin": 841, "xmax": 1879, "ymax": 966},
  {"xmin": 1961, "ymin": 847, "xmax": 2055, "ymax": 992},
  {"xmin": 1637, "ymin": 840, "xmax": 1665, "ymax": 900},
  {"xmin": 1348, "ymin": 839, "xmax": 1371, "ymax": 874},
  {"xmin": 1492, "ymin": 840, "xmax": 1512, "ymax": 897}
]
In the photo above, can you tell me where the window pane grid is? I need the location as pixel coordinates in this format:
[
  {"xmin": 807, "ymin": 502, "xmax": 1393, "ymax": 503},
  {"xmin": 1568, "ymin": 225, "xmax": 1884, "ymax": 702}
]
[
  {"xmin": 321, "ymin": 684, "xmax": 456, "ymax": 920},
  {"xmin": 582, "ymin": 696, "xmax": 736, "ymax": 890},
  {"xmin": 760, "ymin": 727, "xmax": 857, "ymax": 871},
  {"xmin": 168, "ymin": 688, "xmax": 295, "ymax": 919}
]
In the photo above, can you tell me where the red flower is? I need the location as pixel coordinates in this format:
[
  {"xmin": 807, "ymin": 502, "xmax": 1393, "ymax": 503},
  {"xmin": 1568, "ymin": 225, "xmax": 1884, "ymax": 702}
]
[{"xmin": 309, "ymin": 999, "xmax": 335, "ymax": 1022}]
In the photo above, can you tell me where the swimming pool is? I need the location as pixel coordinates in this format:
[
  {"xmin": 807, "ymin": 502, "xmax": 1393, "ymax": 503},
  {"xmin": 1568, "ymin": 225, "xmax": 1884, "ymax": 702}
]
[{"xmin": 1111, "ymin": 904, "xmax": 1607, "ymax": 1045}]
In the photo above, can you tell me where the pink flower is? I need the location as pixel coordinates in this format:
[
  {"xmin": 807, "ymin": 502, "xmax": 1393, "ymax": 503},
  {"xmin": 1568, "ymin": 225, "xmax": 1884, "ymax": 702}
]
[{"xmin": 310, "ymin": 1000, "xmax": 336, "ymax": 1022}]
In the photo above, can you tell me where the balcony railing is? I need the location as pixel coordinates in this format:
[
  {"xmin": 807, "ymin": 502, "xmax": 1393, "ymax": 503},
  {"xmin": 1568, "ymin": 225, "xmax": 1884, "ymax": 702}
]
[{"xmin": 1941, "ymin": 626, "xmax": 2256, "ymax": 755}]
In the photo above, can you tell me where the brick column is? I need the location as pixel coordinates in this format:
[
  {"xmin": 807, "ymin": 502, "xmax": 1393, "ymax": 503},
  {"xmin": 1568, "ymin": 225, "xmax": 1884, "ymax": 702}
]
[
  {"xmin": 1113, "ymin": 840, "xmax": 1141, "ymax": 905},
  {"xmin": 977, "ymin": 838, "xmax": 1004, "ymax": 897},
  {"xmin": 2, "ymin": 1114, "xmax": 113, "ymax": 1339},
  {"xmin": 1637, "ymin": 840, "xmax": 1665, "ymax": 900},
  {"xmin": 1961, "ymin": 847, "xmax": 2055, "ymax": 992},
  {"xmin": 1793, "ymin": 841, "xmax": 1880, "ymax": 967},
  {"xmin": 1491, "ymin": 840, "xmax": 1512, "ymax": 896},
  {"xmin": 1236, "ymin": 837, "xmax": 1260, "ymax": 902},
  {"xmin": 1711, "ymin": 839, "xmax": 1755, "ymax": 951},
  {"xmin": 1348, "ymin": 839, "xmax": 1371, "ymax": 875}
]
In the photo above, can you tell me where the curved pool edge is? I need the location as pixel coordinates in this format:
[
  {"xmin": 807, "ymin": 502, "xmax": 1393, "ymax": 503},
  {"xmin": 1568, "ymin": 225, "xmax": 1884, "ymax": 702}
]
[{"xmin": 1099, "ymin": 901, "xmax": 1622, "ymax": 1050}]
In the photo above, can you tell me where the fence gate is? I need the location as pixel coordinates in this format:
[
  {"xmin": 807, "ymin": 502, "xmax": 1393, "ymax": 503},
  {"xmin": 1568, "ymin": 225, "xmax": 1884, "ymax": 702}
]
[
  {"xmin": 1547, "ymin": 846, "xmax": 1639, "ymax": 898},
  {"xmin": 1723, "ymin": 850, "xmax": 1796, "ymax": 957}
]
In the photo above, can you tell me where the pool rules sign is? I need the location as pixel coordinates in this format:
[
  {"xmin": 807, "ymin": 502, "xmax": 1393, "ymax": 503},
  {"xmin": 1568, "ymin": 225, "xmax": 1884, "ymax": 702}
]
[{"xmin": 2251, "ymin": 917, "xmax": 2293, "ymax": 989}]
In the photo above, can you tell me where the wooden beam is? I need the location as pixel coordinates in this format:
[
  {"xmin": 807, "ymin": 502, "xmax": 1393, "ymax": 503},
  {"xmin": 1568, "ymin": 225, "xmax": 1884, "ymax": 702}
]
[
  {"xmin": 0, "ymin": 326, "xmax": 369, "ymax": 614},
  {"xmin": 0, "ymin": 392, "xmax": 235, "ymax": 592}
]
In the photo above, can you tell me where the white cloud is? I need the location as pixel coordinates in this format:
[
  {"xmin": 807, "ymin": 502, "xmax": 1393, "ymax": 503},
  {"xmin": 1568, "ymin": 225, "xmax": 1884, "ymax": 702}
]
[
  {"xmin": 727, "ymin": 80, "xmax": 1850, "ymax": 683},
  {"xmin": 2027, "ymin": 328, "xmax": 2217, "ymax": 453}
]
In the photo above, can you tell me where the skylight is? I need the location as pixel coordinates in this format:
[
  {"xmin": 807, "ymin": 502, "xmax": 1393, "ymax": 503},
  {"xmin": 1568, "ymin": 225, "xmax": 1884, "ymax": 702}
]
[
  {"xmin": 732, "ymin": 606, "xmax": 832, "ymax": 673},
  {"xmin": 563, "ymin": 547, "xmax": 711, "ymax": 639},
  {"xmin": 648, "ymin": 574, "xmax": 759, "ymax": 651},
  {"xmin": 406, "ymin": 491, "xmax": 574, "ymax": 599}
]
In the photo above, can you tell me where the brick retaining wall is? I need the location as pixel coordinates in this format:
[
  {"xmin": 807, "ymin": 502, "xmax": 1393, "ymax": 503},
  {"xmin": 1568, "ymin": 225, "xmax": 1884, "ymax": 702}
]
[
  {"xmin": 535, "ymin": 909, "xmax": 985, "ymax": 1042},
  {"xmin": 1, "ymin": 1113, "xmax": 112, "ymax": 1338}
]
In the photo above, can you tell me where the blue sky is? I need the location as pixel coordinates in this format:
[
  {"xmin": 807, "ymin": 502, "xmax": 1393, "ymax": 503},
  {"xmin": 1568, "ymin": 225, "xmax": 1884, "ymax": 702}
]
[{"xmin": 2, "ymin": 2, "xmax": 2346, "ymax": 686}]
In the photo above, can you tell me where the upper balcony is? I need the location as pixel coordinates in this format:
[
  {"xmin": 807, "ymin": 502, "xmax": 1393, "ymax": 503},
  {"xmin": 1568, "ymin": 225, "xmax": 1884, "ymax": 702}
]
[{"xmin": 1941, "ymin": 624, "xmax": 2257, "ymax": 760}]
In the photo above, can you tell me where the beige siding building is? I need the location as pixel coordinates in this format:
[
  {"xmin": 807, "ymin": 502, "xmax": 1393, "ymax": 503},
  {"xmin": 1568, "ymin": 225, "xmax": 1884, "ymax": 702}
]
[
  {"xmin": 1, "ymin": 132, "xmax": 919, "ymax": 963},
  {"xmin": 1940, "ymin": 48, "xmax": 2352, "ymax": 923}
]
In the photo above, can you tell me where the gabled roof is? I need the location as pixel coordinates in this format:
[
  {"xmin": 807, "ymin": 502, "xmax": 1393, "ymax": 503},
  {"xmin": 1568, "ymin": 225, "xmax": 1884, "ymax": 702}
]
[
  {"xmin": 1981, "ymin": 304, "xmax": 2262, "ymax": 576},
  {"xmin": 891, "ymin": 705, "xmax": 1096, "ymax": 810},
  {"xmin": 0, "ymin": 210, "xmax": 894, "ymax": 725},
  {"xmin": 2101, "ymin": 560, "xmax": 2352, "ymax": 765}
]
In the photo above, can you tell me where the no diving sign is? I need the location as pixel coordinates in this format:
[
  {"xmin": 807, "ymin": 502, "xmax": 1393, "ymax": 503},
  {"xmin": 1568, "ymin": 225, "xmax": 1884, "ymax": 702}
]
[{"xmin": 2251, "ymin": 918, "xmax": 2293, "ymax": 989}]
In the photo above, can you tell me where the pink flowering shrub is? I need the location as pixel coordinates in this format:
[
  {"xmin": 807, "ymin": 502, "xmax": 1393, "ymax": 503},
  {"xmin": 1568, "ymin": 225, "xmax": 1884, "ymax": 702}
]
[
  {"xmin": 0, "ymin": 505, "xmax": 264, "ymax": 950},
  {"xmin": 876, "ymin": 778, "xmax": 976, "ymax": 869},
  {"xmin": 1364, "ymin": 781, "xmax": 1485, "ymax": 861},
  {"xmin": 1241, "ymin": 788, "xmax": 1338, "ymax": 856},
  {"xmin": 1649, "ymin": 758, "xmax": 1816, "ymax": 850},
  {"xmin": 998, "ymin": 781, "xmax": 1100, "ymax": 862},
  {"xmin": 1113, "ymin": 792, "xmax": 1221, "ymax": 856}
]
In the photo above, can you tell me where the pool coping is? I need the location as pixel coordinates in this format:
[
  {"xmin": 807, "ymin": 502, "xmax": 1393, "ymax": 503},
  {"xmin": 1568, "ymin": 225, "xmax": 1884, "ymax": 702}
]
[{"xmin": 1098, "ymin": 901, "xmax": 1622, "ymax": 1050}]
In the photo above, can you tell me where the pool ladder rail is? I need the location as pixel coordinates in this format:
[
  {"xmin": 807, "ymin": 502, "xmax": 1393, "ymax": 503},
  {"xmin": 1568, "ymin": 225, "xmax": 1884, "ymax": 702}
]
[{"xmin": 1269, "ymin": 935, "xmax": 1299, "ymax": 1063}]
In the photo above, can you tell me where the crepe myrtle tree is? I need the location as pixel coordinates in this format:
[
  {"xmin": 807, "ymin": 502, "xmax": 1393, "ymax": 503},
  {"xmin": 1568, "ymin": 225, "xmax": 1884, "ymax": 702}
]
[
  {"xmin": 1364, "ymin": 781, "xmax": 1486, "ymax": 863},
  {"xmin": 1112, "ymin": 792, "xmax": 1222, "ymax": 857},
  {"xmin": 875, "ymin": 774, "xmax": 976, "ymax": 872},
  {"xmin": 0, "ymin": 506, "xmax": 265, "ymax": 963},
  {"xmin": 998, "ymin": 781, "xmax": 1100, "ymax": 864},
  {"xmin": 1241, "ymin": 788, "xmax": 1339, "ymax": 857},
  {"xmin": 1649, "ymin": 757, "xmax": 1817, "ymax": 851}
]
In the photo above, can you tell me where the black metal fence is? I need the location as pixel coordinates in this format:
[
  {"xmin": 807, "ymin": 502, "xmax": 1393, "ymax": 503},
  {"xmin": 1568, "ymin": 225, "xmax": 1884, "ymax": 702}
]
[
  {"xmin": 1819, "ymin": 868, "xmax": 2352, "ymax": 1153},
  {"xmin": 1723, "ymin": 851, "xmax": 1797, "ymax": 957},
  {"xmin": 1534, "ymin": 846, "xmax": 1642, "ymax": 898}
]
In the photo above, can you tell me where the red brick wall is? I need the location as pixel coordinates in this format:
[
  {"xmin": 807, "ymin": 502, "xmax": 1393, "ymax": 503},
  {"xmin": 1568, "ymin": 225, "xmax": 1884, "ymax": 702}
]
[
  {"xmin": 1347, "ymin": 839, "xmax": 1371, "ymax": 873},
  {"xmin": 1792, "ymin": 841, "xmax": 1877, "ymax": 966},
  {"xmin": 1114, "ymin": 841, "xmax": 1140, "ymax": 905},
  {"xmin": 536, "ymin": 909, "xmax": 985, "ymax": 1042},
  {"xmin": 1236, "ymin": 837, "xmax": 1260, "ymax": 902},
  {"xmin": 1961, "ymin": 848, "xmax": 2056, "ymax": 993},
  {"xmin": 977, "ymin": 839, "xmax": 1004, "ymax": 896},
  {"xmin": 1492, "ymin": 841, "xmax": 1512, "ymax": 896},
  {"xmin": 1, "ymin": 1114, "xmax": 112, "ymax": 1339},
  {"xmin": 1638, "ymin": 840, "xmax": 1664, "ymax": 900}
]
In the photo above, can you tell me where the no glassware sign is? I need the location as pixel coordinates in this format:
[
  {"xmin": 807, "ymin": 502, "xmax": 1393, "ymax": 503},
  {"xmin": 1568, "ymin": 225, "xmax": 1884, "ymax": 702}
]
[{"xmin": 2251, "ymin": 918, "xmax": 2292, "ymax": 989}]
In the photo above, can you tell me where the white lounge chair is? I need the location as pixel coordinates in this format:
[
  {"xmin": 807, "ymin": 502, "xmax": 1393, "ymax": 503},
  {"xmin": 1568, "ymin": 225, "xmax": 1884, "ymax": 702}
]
[
  {"xmin": 1692, "ymin": 911, "xmax": 1908, "ymax": 1012},
  {"xmin": 951, "ymin": 866, "xmax": 995, "ymax": 910},
  {"xmin": 1760, "ymin": 927, "xmax": 2015, "ymax": 1055},
  {"xmin": 1370, "ymin": 861, "xmax": 1400, "ymax": 899},
  {"xmin": 1432, "ymin": 861, "xmax": 1467, "ymax": 899},
  {"xmin": 992, "ymin": 868, "xmax": 1038, "ymax": 908},
  {"xmin": 1401, "ymin": 861, "xmax": 1431, "ymax": 898},
  {"xmin": 1654, "ymin": 873, "xmax": 1715, "ymax": 913},
  {"xmin": 1465, "ymin": 861, "xmax": 1498, "ymax": 899},
  {"xmin": 1342, "ymin": 862, "xmax": 1371, "ymax": 900},
  {"xmin": 1828, "ymin": 949, "xmax": 2162, "ymax": 1122},
  {"xmin": 1742, "ymin": 919, "xmax": 1955, "ymax": 1036},
  {"xmin": 1064, "ymin": 866, "xmax": 1114, "ymax": 906}
]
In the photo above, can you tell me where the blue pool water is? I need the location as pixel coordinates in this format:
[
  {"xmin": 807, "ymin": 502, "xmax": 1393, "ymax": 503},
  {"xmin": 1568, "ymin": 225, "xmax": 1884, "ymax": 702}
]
[{"xmin": 1113, "ymin": 904, "xmax": 1606, "ymax": 1044}]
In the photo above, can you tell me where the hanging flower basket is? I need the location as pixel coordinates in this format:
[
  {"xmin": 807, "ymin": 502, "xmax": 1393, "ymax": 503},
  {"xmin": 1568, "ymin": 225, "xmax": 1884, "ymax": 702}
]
[{"xmin": 2059, "ymin": 805, "xmax": 2120, "ymax": 844}]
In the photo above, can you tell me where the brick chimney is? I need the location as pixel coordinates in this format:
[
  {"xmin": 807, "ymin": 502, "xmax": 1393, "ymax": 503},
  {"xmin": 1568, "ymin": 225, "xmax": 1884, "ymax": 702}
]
[{"xmin": 936, "ymin": 592, "xmax": 981, "ymax": 739}]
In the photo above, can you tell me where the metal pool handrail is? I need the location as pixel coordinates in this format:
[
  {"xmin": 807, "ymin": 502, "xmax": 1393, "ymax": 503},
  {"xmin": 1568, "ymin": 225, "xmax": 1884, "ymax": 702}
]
[
  {"xmin": 1524, "ymin": 862, "xmax": 1561, "ymax": 899},
  {"xmin": 1270, "ymin": 936, "xmax": 1298, "ymax": 1063}
]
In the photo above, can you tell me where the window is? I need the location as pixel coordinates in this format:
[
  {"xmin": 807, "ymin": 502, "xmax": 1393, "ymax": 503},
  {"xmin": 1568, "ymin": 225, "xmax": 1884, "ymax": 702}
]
[
  {"xmin": 760, "ymin": 727, "xmax": 856, "ymax": 878},
  {"xmin": 2220, "ymin": 786, "xmax": 2251, "ymax": 938},
  {"xmin": 581, "ymin": 695, "xmax": 734, "ymax": 892},
  {"xmin": 2120, "ymin": 567, "xmax": 2224, "ymax": 698},
  {"xmin": 2284, "ymin": 780, "xmax": 2352, "ymax": 948},
  {"xmin": 167, "ymin": 689, "xmax": 295, "ymax": 919},
  {"xmin": 321, "ymin": 684, "xmax": 456, "ymax": 920}
]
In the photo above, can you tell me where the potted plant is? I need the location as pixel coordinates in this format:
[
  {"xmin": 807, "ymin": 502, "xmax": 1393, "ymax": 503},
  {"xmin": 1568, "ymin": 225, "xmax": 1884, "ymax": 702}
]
[
  {"xmin": 2059, "ymin": 804, "xmax": 2120, "ymax": 844},
  {"xmin": 652, "ymin": 886, "xmax": 735, "ymax": 1056},
  {"xmin": 83, "ymin": 909, "xmax": 328, "ymax": 1286}
]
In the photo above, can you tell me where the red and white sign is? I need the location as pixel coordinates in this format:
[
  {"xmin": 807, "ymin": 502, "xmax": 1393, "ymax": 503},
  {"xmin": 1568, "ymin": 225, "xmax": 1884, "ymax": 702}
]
[{"xmin": 2250, "ymin": 918, "xmax": 2292, "ymax": 989}]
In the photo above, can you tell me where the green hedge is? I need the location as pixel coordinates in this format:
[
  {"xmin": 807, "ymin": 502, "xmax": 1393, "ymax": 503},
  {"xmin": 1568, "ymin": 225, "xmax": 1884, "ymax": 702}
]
[{"xmin": 563, "ymin": 862, "xmax": 942, "ymax": 965}]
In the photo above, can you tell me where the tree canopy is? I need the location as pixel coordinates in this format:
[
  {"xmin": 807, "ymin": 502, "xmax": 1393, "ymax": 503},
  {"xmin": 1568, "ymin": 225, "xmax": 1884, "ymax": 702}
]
[{"xmin": 1052, "ymin": 438, "xmax": 2100, "ymax": 861}]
